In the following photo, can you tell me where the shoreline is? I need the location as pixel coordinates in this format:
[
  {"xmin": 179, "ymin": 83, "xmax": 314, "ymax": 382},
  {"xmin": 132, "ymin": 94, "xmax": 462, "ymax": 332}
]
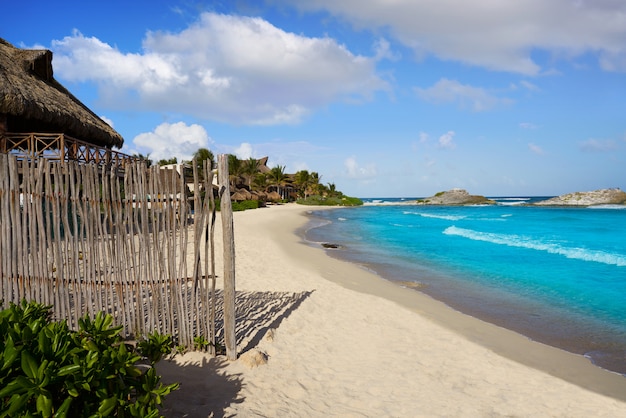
[
  {"xmin": 159, "ymin": 203, "xmax": 626, "ymax": 416},
  {"xmin": 294, "ymin": 206, "xmax": 626, "ymax": 400},
  {"xmin": 301, "ymin": 206, "xmax": 626, "ymax": 376}
]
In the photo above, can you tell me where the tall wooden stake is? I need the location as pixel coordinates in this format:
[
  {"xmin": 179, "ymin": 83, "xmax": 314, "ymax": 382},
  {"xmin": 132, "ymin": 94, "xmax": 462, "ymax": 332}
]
[{"xmin": 218, "ymin": 154, "xmax": 237, "ymax": 360}]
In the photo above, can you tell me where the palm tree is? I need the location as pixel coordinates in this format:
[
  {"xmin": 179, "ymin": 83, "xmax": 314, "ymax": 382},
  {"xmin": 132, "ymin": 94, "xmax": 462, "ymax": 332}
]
[
  {"xmin": 193, "ymin": 148, "xmax": 215, "ymax": 172},
  {"xmin": 294, "ymin": 170, "xmax": 311, "ymax": 198},
  {"xmin": 309, "ymin": 172, "xmax": 322, "ymax": 196},
  {"xmin": 327, "ymin": 182, "xmax": 338, "ymax": 197},
  {"xmin": 243, "ymin": 158, "xmax": 261, "ymax": 187},
  {"xmin": 268, "ymin": 165, "xmax": 287, "ymax": 199},
  {"xmin": 134, "ymin": 152, "xmax": 152, "ymax": 168},
  {"xmin": 252, "ymin": 173, "xmax": 268, "ymax": 192},
  {"xmin": 227, "ymin": 154, "xmax": 243, "ymax": 189},
  {"xmin": 157, "ymin": 157, "xmax": 178, "ymax": 166}
]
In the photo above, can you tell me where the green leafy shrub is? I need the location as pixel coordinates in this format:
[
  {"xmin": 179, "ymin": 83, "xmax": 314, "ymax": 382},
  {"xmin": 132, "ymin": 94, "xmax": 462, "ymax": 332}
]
[
  {"xmin": 231, "ymin": 200, "xmax": 261, "ymax": 211},
  {"xmin": 296, "ymin": 195, "xmax": 363, "ymax": 206},
  {"xmin": 173, "ymin": 344, "xmax": 188, "ymax": 356},
  {"xmin": 214, "ymin": 199, "xmax": 262, "ymax": 211},
  {"xmin": 193, "ymin": 335, "xmax": 209, "ymax": 351},
  {"xmin": 138, "ymin": 331, "xmax": 174, "ymax": 365},
  {"xmin": 0, "ymin": 300, "xmax": 178, "ymax": 417}
]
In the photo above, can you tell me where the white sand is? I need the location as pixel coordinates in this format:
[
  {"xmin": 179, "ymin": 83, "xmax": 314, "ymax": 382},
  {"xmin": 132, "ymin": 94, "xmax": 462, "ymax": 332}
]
[{"xmin": 158, "ymin": 203, "xmax": 626, "ymax": 417}]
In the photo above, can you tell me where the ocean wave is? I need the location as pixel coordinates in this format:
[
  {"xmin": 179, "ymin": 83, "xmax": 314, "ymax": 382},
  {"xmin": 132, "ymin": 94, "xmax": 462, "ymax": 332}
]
[
  {"xmin": 493, "ymin": 197, "xmax": 532, "ymax": 206},
  {"xmin": 405, "ymin": 212, "xmax": 505, "ymax": 222},
  {"xmin": 443, "ymin": 226, "xmax": 626, "ymax": 267},
  {"xmin": 391, "ymin": 223, "xmax": 418, "ymax": 228},
  {"xmin": 363, "ymin": 199, "xmax": 417, "ymax": 206},
  {"xmin": 588, "ymin": 205, "xmax": 626, "ymax": 210},
  {"xmin": 497, "ymin": 201, "xmax": 528, "ymax": 206},
  {"xmin": 494, "ymin": 197, "xmax": 532, "ymax": 201},
  {"xmin": 404, "ymin": 212, "xmax": 467, "ymax": 221}
]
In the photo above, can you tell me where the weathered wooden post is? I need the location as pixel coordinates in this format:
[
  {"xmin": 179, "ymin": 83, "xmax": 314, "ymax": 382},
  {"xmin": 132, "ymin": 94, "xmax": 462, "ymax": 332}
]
[{"xmin": 217, "ymin": 154, "xmax": 237, "ymax": 360}]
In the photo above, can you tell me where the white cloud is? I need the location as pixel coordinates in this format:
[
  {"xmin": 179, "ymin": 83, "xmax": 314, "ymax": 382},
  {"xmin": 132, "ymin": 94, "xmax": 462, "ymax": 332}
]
[
  {"xmin": 519, "ymin": 80, "xmax": 541, "ymax": 92},
  {"xmin": 579, "ymin": 138, "xmax": 619, "ymax": 153},
  {"xmin": 528, "ymin": 142, "xmax": 545, "ymax": 155},
  {"xmin": 234, "ymin": 142, "xmax": 254, "ymax": 159},
  {"xmin": 373, "ymin": 37, "xmax": 399, "ymax": 61},
  {"xmin": 132, "ymin": 122, "xmax": 212, "ymax": 162},
  {"xmin": 438, "ymin": 131, "xmax": 456, "ymax": 150},
  {"xmin": 344, "ymin": 156, "xmax": 377, "ymax": 178},
  {"xmin": 293, "ymin": 161, "xmax": 311, "ymax": 172},
  {"xmin": 519, "ymin": 122, "xmax": 538, "ymax": 129},
  {"xmin": 52, "ymin": 30, "xmax": 187, "ymax": 90},
  {"xmin": 413, "ymin": 130, "xmax": 459, "ymax": 151},
  {"xmin": 415, "ymin": 78, "xmax": 512, "ymax": 111},
  {"xmin": 51, "ymin": 14, "xmax": 388, "ymax": 125},
  {"xmin": 284, "ymin": 0, "xmax": 626, "ymax": 74}
]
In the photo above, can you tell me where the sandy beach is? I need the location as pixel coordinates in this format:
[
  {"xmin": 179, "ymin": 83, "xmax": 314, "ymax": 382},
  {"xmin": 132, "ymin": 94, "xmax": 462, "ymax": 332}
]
[{"xmin": 158, "ymin": 203, "xmax": 626, "ymax": 417}]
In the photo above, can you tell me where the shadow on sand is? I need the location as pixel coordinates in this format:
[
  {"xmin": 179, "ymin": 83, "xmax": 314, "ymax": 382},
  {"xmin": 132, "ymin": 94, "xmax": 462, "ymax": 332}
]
[{"xmin": 157, "ymin": 290, "xmax": 313, "ymax": 417}]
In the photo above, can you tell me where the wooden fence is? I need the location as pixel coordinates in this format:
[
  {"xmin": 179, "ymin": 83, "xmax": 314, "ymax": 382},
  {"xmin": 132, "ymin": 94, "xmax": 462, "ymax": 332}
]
[{"xmin": 0, "ymin": 153, "xmax": 225, "ymax": 354}]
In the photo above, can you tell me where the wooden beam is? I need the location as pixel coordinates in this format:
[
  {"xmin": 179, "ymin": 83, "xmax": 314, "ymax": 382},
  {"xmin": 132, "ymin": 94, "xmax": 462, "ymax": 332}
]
[{"xmin": 218, "ymin": 154, "xmax": 237, "ymax": 360}]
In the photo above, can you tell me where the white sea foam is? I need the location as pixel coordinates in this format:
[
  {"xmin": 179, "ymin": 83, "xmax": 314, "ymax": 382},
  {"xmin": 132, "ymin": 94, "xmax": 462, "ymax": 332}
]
[
  {"xmin": 364, "ymin": 198, "xmax": 417, "ymax": 206},
  {"xmin": 494, "ymin": 197, "xmax": 532, "ymax": 206},
  {"xmin": 588, "ymin": 205, "xmax": 626, "ymax": 210},
  {"xmin": 497, "ymin": 201, "xmax": 527, "ymax": 206},
  {"xmin": 443, "ymin": 226, "xmax": 626, "ymax": 267},
  {"xmin": 391, "ymin": 223, "xmax": 418, "ymax": 228},
  {"xmin": 405, "ymin": 212, "xmax": 466, "ymax": 221}
]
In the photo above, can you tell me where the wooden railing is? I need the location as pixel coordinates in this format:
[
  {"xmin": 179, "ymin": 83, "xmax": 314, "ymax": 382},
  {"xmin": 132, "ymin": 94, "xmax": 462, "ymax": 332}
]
[{"xmin": 0, "ymin": 132, "xmax": 137, "ymax": 168}]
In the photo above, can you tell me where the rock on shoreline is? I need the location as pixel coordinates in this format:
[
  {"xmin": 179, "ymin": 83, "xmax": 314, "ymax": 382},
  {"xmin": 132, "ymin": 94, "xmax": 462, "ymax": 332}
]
[
  {"xmin": 533, "ymin": 188, "xmax": 626, "ymax": 206},
  {"xmin": 416, "ymin": 188, "xmax": 495, "ymax": 205}
]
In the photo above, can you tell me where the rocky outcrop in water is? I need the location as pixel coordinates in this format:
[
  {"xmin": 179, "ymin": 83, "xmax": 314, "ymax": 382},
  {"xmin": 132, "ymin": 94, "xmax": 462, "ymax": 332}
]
[
  {"xmin": 416, "ymin": 188, "xmax": 495, "ymax": 205},
  {"xmin": 533, "ymin": 188, "xmax": 626, "ymax": 206}
]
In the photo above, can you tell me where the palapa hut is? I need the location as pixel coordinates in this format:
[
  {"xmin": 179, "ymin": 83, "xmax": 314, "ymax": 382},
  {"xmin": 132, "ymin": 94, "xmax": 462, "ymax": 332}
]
[{"xmin": 0, "ymin": 38, "xmax": 124, "ymax": 159}]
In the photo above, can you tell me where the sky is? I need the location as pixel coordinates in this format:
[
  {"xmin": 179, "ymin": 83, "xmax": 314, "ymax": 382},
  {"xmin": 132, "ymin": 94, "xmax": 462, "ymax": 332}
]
[{"xmin": 2, "ymin": 0, "xmax": 626, "ymax": 197}]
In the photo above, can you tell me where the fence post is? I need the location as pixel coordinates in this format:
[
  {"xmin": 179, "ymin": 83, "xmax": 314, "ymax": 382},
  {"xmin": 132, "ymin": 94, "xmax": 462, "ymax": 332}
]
[{"xmin": 218, "ymin": 154, "xmax": 237, "ymax": 360}]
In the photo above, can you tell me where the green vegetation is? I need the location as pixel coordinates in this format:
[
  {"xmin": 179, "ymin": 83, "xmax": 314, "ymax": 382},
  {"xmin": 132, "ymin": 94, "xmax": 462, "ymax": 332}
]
[
  {"xmin": 133, "ymin": 153, "xmax": 153, "ymax": 168},
  {"xmin": 0, "ymin": 300, "xmax": 178, "ymax": 417},
  {"xmin": 140, "ymin": 149, "xmax": 360, "ymax": 209},
  {"xmin": 157, "ymin": 157, "xmax": 178, "ymax": 166},
  {"xmin": 231, "ymin": 200, "xmax": 262, "ymax": 211},
  {"xmin": 297, "ymin": 195, "xmax": 363, "ymax": 207},
  {"xmin": 192, "ymin": 335, "xmax": 209, "ymax": 351},
  {"xmin": 137, "ymin": 331, "xmax": 174, "ymax": 365},
  {"xmin": 214, "ymin": 199, "xmax": 262, "ymax": 212}
]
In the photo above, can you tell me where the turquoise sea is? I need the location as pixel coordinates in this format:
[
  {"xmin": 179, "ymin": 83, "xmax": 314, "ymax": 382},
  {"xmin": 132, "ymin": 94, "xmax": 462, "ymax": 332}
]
[{"xmin": 303, "ymin": 197, "xmax": 626, "ymax": 374}]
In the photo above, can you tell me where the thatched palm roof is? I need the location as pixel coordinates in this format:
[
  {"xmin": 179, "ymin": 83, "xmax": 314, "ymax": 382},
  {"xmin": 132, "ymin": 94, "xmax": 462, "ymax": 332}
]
[
  {"xmin": 0, "ymin": 38, "xmax": 123, "ymax": 148},
  {"xmin": 257, "ymin": 156, "xmax": 271, "ymax": 174}
]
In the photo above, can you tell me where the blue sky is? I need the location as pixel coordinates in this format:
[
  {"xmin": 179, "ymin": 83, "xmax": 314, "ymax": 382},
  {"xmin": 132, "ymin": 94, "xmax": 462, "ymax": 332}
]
[{"xmin": 3, "ymin": 0, "xmax": 626, "ymax": 197}]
